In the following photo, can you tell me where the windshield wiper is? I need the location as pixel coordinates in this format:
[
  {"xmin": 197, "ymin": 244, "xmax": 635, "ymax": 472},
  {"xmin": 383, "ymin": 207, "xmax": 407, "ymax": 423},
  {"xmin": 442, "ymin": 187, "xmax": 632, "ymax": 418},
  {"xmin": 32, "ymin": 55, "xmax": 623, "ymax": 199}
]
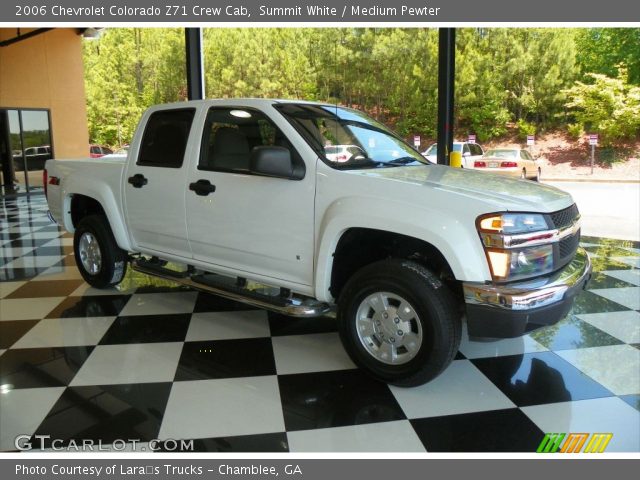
[{"xmin": 385, "ymin": 157, "xmax": 425, "ymax": 166}]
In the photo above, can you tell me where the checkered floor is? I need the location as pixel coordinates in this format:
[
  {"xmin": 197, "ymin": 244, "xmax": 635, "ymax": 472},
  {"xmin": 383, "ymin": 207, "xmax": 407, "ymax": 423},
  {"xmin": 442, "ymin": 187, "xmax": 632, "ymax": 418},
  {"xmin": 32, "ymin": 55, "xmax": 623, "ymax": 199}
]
[{"xmin": 1, "ymin": 194, "xmax": 639, "ymax": 452}]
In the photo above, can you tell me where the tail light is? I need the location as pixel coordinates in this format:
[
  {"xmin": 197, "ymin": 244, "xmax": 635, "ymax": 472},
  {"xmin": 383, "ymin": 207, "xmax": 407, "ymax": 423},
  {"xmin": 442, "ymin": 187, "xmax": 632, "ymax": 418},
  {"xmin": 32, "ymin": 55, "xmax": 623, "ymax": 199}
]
[
  {"xmin": 501, "ymin": 161, "xmax": 518, "ymax": 168},
  {"xmin": 43, "ymin": 169, "xmax": 48, "ymax": 197},
  {"xmin": 474, "ymin": 161, "xmax": 487, "ymax": 168}
]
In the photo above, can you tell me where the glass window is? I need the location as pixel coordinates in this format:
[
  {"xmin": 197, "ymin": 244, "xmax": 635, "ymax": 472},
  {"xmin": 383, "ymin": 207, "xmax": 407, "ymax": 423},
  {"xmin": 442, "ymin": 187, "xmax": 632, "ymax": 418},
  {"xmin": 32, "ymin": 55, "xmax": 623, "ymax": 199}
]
[
  {"xmin": 463, "ymin": 144, "xmax": 471, "ymax": 155},
  {"xmin": 276, "ymin": 103, "xmax": 426, "ymax": 170},
  {"xmin": 137, "ymin": 109, "xmax": 195, "ymax": 168},
  {"xmin": 470, "ymin": 144, "xmax": 483, "ymax": 156},
  {"xmin": 5, "ymin": 109, "xmax": 52, "ymax": 192},
  {"xmin": 199, "ymin": 107, "xmax": 298, "ymax": 173},
  {"xmin": 520, "ymin": 150, "xmax": 533, "ymax": 160},
  {"xmin": 485, "ymin": 149, "xmax": 518, "ymax": 159}
]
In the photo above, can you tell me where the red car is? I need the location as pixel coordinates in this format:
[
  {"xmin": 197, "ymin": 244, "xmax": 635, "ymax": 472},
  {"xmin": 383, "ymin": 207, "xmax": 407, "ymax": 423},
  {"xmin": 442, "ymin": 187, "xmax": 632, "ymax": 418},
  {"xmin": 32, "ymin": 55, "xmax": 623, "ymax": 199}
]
[{"xmin": 89, "ymin": 144, "xmax": 113, "ymax": 158}]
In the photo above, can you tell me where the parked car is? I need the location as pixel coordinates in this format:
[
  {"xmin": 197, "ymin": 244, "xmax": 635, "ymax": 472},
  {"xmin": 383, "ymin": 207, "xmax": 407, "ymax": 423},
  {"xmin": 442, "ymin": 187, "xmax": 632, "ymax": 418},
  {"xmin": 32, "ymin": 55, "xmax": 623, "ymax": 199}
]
[
  {"xmin": 13, "ymin": 145, "xmax": 52, "ymax": 171},
  {"xmin": 102, "ymin": 145, "xmax": 130, "ymax": 159},
  {"xmin": 44, "ymin": 99, "xmax": 589, "ymax": 387},
  {"xmin": 89, "ymin": 144, "xmax": 113, "ymax": 158},
  {"xmin": 324, "ymin": 145, "xmax": 363, "ymax": 163},
  {"xmin": 475, "ymin": 148, "xmax": 541, "ymax": 181},
  {"xmin": 12, "ymin": 145, "xmax": 52, "ymax": 172},
  {"xmin": 422, "ymin": 141, "xmax": 484, "ymax": 168}
]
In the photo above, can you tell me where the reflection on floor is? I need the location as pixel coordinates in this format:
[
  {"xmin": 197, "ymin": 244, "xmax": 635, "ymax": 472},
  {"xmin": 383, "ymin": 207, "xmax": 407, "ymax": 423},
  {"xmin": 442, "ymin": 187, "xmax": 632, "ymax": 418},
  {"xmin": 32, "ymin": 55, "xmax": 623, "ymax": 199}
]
[{"xmin": 1, "ymin": 195, "xmax": 639, "ymax": 452}]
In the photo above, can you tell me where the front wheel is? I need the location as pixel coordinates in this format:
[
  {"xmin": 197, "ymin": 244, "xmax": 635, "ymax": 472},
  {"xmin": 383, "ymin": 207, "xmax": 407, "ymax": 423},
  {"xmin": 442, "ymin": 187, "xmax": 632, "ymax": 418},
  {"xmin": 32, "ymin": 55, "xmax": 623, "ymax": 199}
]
[
  {"xmin": 74, "ymin": 214, "xmax": 128, "ymax": 288},
  {"xmin": 337, "ymin": 259, "xmax": 461, "ymax": 387}
]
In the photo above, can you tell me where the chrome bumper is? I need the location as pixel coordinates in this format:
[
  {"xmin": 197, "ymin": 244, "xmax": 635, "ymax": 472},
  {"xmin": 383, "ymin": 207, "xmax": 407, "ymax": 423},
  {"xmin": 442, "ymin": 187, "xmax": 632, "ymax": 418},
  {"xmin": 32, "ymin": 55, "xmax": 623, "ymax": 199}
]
[{"xmin": 462, "ymin": 248, "xmax": 592, "ymax": 338}]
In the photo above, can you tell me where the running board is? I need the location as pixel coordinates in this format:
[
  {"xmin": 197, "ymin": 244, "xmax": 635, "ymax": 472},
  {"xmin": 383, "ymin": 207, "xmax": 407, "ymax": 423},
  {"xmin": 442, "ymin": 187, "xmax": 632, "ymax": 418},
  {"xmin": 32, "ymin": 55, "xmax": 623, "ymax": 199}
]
[{"xmin": 130, "ymin": 259, "xmax": 332, "ymax": 318}]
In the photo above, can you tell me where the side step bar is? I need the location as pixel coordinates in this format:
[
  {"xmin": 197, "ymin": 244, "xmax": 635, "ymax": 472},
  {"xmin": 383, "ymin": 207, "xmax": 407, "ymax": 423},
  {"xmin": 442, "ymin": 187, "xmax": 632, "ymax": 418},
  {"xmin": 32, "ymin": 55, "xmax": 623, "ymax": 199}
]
[{"xmin": 130, "ymin": 258, "xmax": 333, "ymax": 318}]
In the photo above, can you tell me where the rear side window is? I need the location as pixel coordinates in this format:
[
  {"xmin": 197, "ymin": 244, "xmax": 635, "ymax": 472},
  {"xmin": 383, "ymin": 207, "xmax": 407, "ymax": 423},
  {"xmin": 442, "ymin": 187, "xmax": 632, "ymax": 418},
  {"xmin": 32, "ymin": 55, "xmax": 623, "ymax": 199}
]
[
  {"xmin": 520, "ymin": 150, "xmax": 533, "ymax": 160},
  {"xmin": 138, "ymin": 109, "xmax": 195, "ymax": 168},
  {"xmin": 471, "ymin": 144, "xmax": 483, "ymax": 156}
]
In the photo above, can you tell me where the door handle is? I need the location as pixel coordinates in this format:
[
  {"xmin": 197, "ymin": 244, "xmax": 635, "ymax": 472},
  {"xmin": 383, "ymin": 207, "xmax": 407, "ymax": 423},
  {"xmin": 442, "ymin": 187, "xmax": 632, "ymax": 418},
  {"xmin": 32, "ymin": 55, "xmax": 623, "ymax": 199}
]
[
  {"xmin": 128, "ymin": 174, "xmax": 148, "ymax": 188},
  {"xmin": 189, "ymin": 179, "xmax": 216, "ymax": 196}
]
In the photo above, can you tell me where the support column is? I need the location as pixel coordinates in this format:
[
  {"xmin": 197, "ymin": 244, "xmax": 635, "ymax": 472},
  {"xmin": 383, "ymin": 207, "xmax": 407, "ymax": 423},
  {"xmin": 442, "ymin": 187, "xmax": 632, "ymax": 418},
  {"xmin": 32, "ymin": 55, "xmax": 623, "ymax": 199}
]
[
  {"xmin": 185, "ymin": 28, "xmax": 205, "ymax": 101},
  {"xmin": 437, "ymin": 28, "xmax": 455, "ymax": 166}
]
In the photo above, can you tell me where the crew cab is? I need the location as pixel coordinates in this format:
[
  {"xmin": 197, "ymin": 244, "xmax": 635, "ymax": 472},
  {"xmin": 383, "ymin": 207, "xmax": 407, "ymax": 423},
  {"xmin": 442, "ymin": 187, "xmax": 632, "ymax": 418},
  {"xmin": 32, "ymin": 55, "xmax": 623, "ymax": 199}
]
[{"xmin": 44, "ymin": 99, "xmax": 591, "ymax": 387}]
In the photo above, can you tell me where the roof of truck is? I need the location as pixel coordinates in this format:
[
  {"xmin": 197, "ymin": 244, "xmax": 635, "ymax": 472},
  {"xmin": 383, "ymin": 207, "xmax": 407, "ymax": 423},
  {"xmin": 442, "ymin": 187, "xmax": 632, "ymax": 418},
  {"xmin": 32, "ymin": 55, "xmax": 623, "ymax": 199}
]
[{"xmin": 157, "ymin": 98, "xmax": 340, "ymax": 109}]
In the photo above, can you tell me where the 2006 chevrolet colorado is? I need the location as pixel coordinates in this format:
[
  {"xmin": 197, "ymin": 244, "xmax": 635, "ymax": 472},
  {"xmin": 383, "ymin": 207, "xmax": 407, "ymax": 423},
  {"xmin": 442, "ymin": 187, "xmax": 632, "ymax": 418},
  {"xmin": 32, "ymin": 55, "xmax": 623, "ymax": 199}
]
[{"xmin": 44, "ymin": 99, "xmax": 592, "ymax": 386}]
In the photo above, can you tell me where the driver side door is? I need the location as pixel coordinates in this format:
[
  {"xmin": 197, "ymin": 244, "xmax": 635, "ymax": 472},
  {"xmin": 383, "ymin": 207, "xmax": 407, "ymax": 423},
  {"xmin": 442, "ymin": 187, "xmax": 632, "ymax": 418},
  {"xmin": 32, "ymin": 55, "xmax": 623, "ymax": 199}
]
[{"xmin": 185, "ymin": 106, "xmax": 315, "ymax": 288}]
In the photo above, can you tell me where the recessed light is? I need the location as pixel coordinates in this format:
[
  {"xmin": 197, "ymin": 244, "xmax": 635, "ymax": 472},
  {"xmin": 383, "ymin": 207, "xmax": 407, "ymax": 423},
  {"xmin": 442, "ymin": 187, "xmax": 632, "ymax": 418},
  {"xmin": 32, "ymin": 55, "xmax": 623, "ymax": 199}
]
[{"xmin": 230, "ymin": 110, "xmax": 252, "ymax": 118}]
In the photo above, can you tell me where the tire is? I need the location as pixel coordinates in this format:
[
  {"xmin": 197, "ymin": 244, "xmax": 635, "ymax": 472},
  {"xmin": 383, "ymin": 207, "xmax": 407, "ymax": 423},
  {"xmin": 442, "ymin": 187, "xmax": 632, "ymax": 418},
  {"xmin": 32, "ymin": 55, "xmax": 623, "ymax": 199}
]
[
  {"xmin": 520, "ymin": 168, "xmax": 526, "ymax": 179},
  {"xmin": 74, "ymin": 214, "xmax": 128, "ymax": 288},
  {"xmin": 337, "ymin": 259, "xmax": 461, "ymax": 387},
  {"xmin": 535, "ymin": 167, "xmax": 541, "ymax": 182}
]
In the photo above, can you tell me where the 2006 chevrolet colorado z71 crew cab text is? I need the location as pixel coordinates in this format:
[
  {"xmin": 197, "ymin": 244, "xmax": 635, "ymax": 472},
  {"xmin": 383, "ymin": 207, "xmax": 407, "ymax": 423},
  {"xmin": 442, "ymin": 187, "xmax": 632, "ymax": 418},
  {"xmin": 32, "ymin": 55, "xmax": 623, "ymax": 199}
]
[{"xmin": 44, "ymin": 99, "xmax": 592, "ymax": 386}]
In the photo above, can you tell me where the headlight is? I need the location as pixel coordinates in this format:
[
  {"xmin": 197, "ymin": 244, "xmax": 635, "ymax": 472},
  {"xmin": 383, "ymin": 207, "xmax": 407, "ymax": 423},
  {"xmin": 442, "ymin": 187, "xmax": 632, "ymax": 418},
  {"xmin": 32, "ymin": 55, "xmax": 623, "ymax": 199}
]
[
  {"xmin": 478, "ymin": 213, "xmax": 549, "ymax": 234},
  {"xmin": 478, "ymin": 213, "xmax": 555, "ymax": 282}
]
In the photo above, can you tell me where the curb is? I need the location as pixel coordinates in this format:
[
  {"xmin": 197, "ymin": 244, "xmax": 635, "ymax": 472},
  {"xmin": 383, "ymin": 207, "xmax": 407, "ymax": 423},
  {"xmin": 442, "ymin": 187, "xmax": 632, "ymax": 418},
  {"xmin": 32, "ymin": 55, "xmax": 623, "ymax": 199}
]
[{"xmin": 542, "ymin": 178, "xmax": 640, "ymax": 184}]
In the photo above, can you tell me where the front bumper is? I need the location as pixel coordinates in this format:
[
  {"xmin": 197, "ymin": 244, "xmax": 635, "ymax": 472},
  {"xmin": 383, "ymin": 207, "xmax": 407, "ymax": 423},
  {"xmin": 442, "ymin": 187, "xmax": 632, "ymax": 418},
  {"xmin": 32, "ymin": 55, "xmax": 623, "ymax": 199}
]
[{"xmin": 463, "ymin": 247, "xmax": 592, "ymax": 338}]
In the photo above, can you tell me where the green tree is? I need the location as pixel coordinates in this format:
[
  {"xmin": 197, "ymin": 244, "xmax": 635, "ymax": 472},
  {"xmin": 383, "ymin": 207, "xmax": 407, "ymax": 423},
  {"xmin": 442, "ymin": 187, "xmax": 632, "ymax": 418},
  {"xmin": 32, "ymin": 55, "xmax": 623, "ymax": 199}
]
[
  {"xmin": 564, "ymin": 66, "xmax": 640, "ymax": 145},
  {"xmin": 576, "ymin": 28, "xmax": 640, "ymax": 84}
]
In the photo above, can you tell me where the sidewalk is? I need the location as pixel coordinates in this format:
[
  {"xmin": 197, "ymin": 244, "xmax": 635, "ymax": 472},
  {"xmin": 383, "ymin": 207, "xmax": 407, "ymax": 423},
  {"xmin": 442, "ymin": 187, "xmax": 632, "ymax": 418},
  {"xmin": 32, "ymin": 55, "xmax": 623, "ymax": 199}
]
[{"xmin": 539, "ymin": 157, "xmax": 640, "ymax": 183}]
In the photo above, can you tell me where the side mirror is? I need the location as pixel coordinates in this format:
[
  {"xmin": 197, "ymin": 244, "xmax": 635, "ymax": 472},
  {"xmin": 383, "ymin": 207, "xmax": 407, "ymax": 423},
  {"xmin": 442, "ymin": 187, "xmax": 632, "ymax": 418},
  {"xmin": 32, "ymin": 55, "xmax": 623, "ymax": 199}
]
[{"xmin": 250, "ymin": 146, "xmax": 294, "ymax": 179}]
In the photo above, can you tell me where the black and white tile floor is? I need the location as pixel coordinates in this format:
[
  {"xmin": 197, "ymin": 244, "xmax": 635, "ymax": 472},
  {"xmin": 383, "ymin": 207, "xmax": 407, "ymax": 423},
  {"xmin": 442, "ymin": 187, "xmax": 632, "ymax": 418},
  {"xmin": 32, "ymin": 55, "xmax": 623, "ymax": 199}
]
[{"xmin": 1, "ymin": 195, "xmax": 639, "ymax": 452}]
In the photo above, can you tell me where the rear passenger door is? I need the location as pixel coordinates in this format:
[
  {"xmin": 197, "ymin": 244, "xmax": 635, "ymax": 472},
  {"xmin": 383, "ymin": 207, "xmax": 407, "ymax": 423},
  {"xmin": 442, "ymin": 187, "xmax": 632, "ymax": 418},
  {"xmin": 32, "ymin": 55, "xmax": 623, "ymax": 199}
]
[{"xmin": 124, "ymin": 108, "xmax": 196, "ymax": 258}]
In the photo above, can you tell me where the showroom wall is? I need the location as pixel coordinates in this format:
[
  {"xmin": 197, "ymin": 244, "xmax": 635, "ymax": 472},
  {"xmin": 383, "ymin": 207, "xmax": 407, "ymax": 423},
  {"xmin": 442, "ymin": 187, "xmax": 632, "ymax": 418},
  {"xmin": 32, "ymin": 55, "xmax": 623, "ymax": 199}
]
[{"xmin": 0, "ymin": 28, "xmax": 89, "ymax": 159}]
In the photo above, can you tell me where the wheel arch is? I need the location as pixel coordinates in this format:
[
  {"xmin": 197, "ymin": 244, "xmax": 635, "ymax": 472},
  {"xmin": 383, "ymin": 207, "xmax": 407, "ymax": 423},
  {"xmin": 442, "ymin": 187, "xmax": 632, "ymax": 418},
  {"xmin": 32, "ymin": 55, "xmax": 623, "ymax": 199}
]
[
  {"xmin": 320, "ymin": 227, "xmax": 461, "ymax": 303},
  {"xmin": 65, "ymin": 192, "xmax": 132, "ymax": 251}
]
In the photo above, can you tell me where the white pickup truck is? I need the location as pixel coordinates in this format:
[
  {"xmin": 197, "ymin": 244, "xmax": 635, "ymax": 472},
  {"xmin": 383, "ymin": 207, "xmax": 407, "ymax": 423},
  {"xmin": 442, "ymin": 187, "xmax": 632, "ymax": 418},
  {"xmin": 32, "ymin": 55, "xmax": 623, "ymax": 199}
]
[{"xmin": 45, "ymin": 99, "xmax": 591, "ymax": 386}]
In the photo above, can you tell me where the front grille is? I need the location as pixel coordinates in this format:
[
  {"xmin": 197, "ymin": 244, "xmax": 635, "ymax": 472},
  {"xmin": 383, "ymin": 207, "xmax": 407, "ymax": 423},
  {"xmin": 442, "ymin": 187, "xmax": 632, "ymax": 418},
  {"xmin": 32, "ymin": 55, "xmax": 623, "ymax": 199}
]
[
  {"xmin": 559, "ymin": 230, "xmax": 580, "ymax": 258},
  {"xmin": 550, "ymin": 204, "xmax": 579, "ymax": 229},
  {"xmin": 547, "ymin": 205, "xmax": 581, "ymax": 270}
]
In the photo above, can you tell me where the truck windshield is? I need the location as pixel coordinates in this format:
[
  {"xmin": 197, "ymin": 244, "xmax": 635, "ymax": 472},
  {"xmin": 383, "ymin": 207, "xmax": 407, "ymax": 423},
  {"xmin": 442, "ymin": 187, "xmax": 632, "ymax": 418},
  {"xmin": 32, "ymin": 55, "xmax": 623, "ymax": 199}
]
[{"xmin": 275, "ymin": 103, "xmax": 427, "ymax": 169}]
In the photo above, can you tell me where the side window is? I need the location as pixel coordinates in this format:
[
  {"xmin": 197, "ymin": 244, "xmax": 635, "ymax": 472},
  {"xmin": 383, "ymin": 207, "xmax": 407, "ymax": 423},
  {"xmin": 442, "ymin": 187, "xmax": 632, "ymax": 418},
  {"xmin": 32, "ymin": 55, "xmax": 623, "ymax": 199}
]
[
  {"xmin": 521, "ymin": 150, "xmax": 533, "ymax": 160},
  {"xmin": 463, "ymin": 144, "xmax": 471, "ymax": 155},
  {"xmin": 471, "ymin": 144, "xmax": 483, "ymax": 156},
  {"xmin": 199, "ymin": 107, "xmax": 295, "ymax": 173},
  {"xmin": 137, "ymin": 109, "xmax": 195, "ymax": 168}
]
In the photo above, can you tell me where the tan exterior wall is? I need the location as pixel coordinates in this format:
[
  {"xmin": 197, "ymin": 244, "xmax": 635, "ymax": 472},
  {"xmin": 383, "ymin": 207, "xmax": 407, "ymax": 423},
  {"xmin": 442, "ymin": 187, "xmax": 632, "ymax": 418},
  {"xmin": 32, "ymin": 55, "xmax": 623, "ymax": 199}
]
[{"xmin": 0, "ymin": 28, "xmax": 89, "ymax": 159}]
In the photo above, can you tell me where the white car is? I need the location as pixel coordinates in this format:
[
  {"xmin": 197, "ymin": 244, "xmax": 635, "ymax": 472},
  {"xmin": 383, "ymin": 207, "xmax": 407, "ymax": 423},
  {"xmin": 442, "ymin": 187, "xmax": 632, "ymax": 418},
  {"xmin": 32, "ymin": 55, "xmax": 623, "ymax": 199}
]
[
  {"xmin": 476, "ymin": 148, "xmax": 541, "ymax": 181},
  {"xmin": 324, "ymin": 145, "xmax": 363, "ymax": 163},
  {"xmin": 422, "ymin": 141, "xmax": 485, "ymax": 167},
  {"xmin": 44, "ymin": 99, "xmax": 590, "ymax": 387}
]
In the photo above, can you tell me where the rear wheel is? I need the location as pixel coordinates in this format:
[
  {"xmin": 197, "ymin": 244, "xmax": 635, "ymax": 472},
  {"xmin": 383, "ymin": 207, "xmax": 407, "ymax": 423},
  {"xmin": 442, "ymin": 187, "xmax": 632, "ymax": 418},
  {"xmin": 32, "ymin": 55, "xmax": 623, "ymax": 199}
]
[
  {"xmin": 337, "ymin": 259, "xmax": 461, "ymax": 387},
  {"xmin": 520, "ymin": 168, "xmax": 527, "ymax": 179},
  {"xmin": 535, "ymin": 167, "xmax": 541, "ymax": 182},
  {"xmin": 74, "ymin": 214, "xmax": 128, "ymax": 288}
]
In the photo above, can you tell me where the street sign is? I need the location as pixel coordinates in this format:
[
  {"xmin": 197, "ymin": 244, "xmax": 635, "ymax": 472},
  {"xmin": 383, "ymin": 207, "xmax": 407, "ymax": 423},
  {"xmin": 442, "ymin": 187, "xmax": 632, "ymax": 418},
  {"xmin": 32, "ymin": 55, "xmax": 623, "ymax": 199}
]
[
  {"xmin": 589, "ymin": 134, "xmax": 598, "ymax": 174},
  {"xmin": 468, "ymin": 134, "xmax": 476, "ymax": 143},
  {"xmin": 527, "ymin": 135, "xmax": 535, "ymax": 146},
  {"xmin": 413, "ymin": 135, "xmax": 420, "ymax": 148}
]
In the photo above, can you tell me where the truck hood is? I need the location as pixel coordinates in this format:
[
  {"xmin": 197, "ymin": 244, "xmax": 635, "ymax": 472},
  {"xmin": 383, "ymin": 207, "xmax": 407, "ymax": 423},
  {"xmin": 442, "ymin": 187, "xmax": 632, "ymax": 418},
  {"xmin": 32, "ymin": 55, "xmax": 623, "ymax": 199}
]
[{"xmin": 350, "ymin": 164, "xmax": 573, "ymax": 213}]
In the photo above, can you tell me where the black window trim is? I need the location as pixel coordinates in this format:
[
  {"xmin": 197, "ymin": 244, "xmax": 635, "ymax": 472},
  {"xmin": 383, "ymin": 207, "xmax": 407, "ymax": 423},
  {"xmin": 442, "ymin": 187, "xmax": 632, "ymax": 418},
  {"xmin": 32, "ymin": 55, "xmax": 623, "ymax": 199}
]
[
  {"xmin": 196, "ymin": 105, "xmax": 305, "ymax": 180},
  {"xmin": 136, "ymin": 107, "xmax": 196, "ymax": 169}
]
